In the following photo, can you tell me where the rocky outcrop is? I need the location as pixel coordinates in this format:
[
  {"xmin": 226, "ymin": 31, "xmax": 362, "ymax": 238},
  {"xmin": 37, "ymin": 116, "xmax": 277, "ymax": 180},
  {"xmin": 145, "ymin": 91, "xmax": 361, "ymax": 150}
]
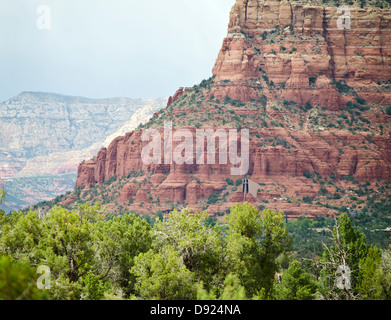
[
  {"xmin": 211, "ymin": 0, "xmax": 391, "ymax": 108},
  {"xmin": 74, "ymin": 125, "xmax": 391, "ymax": 215},
  {"xmin": 167, "ymin": 87, "xmax": 191, "ymax": 106},
  {"xmin": 69, "ymin": 0, "xmax": 391, "ymax": 218}
]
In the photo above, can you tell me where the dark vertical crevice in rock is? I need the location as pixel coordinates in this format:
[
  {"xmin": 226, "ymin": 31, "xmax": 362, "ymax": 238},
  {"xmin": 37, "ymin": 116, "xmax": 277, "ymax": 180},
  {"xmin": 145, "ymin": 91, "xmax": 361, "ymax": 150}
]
[
  {"xmin": 351, "ymin": 153, "xmax": 359, "ymax": 176},
  {"xmin": 288, "ymin": 0, "xmax": 294, "ymax": 26},
  {"xmin": 244, "ymin": 0, "xmax": 249, "ymax": 22},
  {"xmin": 322, "ymin": 7, "xmax": 336, "ymax": 80}
]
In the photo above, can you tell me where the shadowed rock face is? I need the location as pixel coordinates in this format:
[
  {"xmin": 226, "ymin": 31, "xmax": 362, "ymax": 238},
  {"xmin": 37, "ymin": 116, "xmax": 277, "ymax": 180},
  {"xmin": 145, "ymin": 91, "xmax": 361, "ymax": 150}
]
[{"xmin": 69, "ymin": 0, "xmax": 391, "ymax": 218}]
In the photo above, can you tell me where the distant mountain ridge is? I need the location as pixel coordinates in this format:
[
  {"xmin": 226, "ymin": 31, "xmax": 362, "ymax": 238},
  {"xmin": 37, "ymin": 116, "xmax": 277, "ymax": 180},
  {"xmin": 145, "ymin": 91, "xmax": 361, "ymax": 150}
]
[
  {"xmin": 0, "ymin": 91, "xmax": 167, "ymax": 175},
  {"xmin": 0, "ymin": 91, "xmax": 167, "ymax": 212},
  {"xmin": 3, "ymin": 91, "xmax": 159, "ymax": 105}
]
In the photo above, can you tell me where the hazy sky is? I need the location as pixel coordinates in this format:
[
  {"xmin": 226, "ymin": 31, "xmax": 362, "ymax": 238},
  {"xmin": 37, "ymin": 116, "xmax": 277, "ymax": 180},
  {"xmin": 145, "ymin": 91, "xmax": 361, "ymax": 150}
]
[{"xmin": 0, "ymin": 0, "xmax": 235, "ymax": 102}]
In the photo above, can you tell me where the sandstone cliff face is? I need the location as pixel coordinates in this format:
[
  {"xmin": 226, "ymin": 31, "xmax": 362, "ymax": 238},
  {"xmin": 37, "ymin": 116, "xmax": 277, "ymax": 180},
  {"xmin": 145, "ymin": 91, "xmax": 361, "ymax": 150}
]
[
  {"xmin": 212, "ymin": 0, "xmax": 391, "ymax": 108},
  {"xmin": 73, "ymin": 123, "xmax": 391, "ymax": 218},
  {"xmin": 76, "ymin": 127, "xmax": 391, "ymax": 191},
  {"xmin": 68, "ymin": 0, "xmax": 391, "ymax": 218}
]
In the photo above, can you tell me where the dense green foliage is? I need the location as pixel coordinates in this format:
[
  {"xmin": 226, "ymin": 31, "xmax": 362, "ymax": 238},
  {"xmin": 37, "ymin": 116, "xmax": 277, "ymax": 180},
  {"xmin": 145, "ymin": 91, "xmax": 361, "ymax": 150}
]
[
  {"xmin": 287, "ymin": 195, "xmax": 391, "ymax": 260},
  {"xmin": 274, "ymin": 260, "xmax": 318, "ymax": 300},
  {"xmin": 0, "ymin": 255, "xmax": 49, "ymax": 300},
  {"xmin": 0, "ymin": 198, "xmax": 390, "ymax": 300}
]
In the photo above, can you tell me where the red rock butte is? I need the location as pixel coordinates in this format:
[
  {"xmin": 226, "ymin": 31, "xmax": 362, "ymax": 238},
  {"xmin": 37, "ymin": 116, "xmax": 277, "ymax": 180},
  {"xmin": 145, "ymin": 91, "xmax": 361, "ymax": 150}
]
[
  {"xmin": 65, "ymin": 0, "xmax": 391, "ymax": 219},
  {"xmin": 211, "ymin": 0, "xmax": 391, "ymax": 109}
]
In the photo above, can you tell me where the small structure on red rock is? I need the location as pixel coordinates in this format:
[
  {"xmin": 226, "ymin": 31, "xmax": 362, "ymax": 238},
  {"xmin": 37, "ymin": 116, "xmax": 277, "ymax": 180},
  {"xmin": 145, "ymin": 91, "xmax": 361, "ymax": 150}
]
[{"xmin": 242, "ymin": 178, "xmax": 260, "ymax": 202}]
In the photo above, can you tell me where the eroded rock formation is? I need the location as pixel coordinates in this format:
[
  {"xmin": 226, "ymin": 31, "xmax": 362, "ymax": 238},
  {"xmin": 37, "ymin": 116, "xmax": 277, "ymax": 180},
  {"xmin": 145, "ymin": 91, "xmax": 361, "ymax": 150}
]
[
  {"xmin": 68, "ymin": 0, "xmax": 391, "ymax": 218},
  {"xmin": 211, "ymin": 0, "xmax": 391, "ymax": 108}
]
